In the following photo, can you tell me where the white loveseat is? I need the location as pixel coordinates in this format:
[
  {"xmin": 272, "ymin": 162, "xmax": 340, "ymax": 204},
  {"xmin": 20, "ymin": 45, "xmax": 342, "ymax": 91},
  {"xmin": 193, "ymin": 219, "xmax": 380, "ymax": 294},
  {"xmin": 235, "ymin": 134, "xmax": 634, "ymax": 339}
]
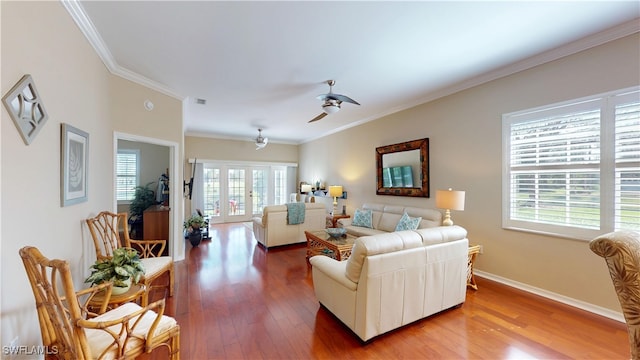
[
  {"xmin": 309, "ymin": 225, "xmax": 468, "ymax": 341},
  {"xmin": 338, "ymin": 203, "xmax": 443, "ymax": 236},
  {"xmin": 252, "ymin": 202, "xmax": 326, "ymax": 248}
]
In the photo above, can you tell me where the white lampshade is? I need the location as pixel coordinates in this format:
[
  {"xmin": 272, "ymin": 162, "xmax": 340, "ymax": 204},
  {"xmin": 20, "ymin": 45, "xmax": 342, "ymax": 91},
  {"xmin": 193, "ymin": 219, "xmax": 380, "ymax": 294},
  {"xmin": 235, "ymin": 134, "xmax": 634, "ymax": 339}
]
[
  {"xmin": 301, "ymin": 184, "xmax": 312, "ymax": 193},
  {"xmin": 436, "ymin": 188, "xmax": 465, "ymax": 226},
  {"xmin": 329, "ymin": 185, "xmax": 343, "ymax": 198},
  {"xmin": 436, "ymin": 189, "xmax": 465, "ymax": 211}
]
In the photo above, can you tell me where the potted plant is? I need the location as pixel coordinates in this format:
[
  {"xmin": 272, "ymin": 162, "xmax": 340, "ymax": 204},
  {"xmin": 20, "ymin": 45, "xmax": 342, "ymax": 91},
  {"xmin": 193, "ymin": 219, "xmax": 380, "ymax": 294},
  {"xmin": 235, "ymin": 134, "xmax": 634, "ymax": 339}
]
[
  {"xmin": 85, "ymin": 247, "xmax": 146, "ymax": 295},
  {"xmin": 128, "ymin": 182, "xmax": 157, "ymax": 238},
  {"xmin": 184, "ymin": 214, "xmax": 205, "ymax": 247}
]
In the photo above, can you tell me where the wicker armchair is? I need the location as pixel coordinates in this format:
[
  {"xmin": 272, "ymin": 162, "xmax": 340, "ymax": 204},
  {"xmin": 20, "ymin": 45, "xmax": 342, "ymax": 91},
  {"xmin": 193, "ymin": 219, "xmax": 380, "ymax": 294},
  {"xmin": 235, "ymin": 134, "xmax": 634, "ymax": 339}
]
[
  {"xmin": 19, "ymin": 246, "xmax": 180, "ymax": 359},
  {"xmin": 590, "ymin": 230, "xmax": 640, "ymax": 360},
  {"xmin": 86, "ymin": 211, "xmax": 174, "ymax": 306}
]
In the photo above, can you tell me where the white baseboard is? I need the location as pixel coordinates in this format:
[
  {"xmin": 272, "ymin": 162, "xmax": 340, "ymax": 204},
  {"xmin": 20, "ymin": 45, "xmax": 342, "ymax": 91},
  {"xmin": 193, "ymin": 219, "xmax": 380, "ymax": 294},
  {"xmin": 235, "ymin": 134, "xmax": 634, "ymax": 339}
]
[{"xmin": 475, "ymin": 270, "xmax": 624, "ymax": 324}]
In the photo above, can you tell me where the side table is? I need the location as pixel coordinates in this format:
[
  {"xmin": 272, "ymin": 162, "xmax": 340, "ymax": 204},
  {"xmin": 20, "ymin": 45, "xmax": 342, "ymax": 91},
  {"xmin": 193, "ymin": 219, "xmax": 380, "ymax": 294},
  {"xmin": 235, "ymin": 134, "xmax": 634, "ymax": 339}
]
[
  {"xmin": 327, "ymin": 214, "xmax": 350, "ymax": 228},
  {"xmin": 88, "ymin": 283, "xmax": 146, "ymax": 314},
  {"xmin": 467, "ymin": 245, "xmax": 481, "ymax": 290}
]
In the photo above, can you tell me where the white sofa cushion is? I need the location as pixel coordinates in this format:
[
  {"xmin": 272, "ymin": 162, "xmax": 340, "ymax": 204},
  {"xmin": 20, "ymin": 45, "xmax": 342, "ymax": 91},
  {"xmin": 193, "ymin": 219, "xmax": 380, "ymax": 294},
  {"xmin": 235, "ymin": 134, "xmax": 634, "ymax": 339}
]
[
  {"xmin": 415, "ymin": 225, "xmax": 467, "ymax": 246},
  {"xmin": 340, "ymin": 203, "xmax": 443, "ymax": 236},
  {"xmin": 345, "ymin": 231, "xmax": 423, "ymax": 283}
]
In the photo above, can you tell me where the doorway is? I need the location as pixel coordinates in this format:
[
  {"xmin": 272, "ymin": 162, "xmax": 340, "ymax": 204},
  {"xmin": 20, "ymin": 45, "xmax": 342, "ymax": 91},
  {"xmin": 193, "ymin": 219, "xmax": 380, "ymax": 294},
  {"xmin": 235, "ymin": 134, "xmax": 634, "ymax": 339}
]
[
  {"xmin": 114, "ymin": 132, "xmax": 181, "ymax": 259},
  {"xmin": 198, "ymin": 162, "xmax": 291, "ymax": 224}
]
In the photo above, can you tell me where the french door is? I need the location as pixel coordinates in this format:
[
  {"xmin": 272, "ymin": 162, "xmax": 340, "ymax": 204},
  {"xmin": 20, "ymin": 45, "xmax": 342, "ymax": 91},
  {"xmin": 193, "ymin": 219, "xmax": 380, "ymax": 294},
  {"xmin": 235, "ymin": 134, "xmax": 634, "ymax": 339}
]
[{"xmin": 202, "ymin": 164, "xmax": 284, "ymax": 224}]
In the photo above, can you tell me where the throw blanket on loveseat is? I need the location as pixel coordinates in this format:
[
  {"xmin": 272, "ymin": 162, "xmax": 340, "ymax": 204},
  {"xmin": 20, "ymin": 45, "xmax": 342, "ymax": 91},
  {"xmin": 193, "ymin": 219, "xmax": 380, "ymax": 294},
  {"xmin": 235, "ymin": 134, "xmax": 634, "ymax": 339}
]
[{"xmin": 286, "ymin": 202, "xmax": 305, "ymax": 224}]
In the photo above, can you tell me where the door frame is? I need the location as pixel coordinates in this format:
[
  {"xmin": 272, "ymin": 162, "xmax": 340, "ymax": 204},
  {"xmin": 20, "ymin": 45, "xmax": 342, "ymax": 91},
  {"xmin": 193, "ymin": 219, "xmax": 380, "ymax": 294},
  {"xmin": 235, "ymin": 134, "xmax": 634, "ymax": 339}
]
[
  {"xmin": 114, "ymin": 132, "xmax": 182, "ymax": 260},
  {"xmin": 190, "ymin": 159, "xmax": 297, "ymax": 223}
]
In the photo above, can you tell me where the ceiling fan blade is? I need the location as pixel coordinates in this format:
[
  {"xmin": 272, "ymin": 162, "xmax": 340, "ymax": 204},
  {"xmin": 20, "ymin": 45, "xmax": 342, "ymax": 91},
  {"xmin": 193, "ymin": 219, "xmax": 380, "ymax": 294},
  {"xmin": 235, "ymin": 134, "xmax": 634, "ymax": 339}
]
[
  {"xmin": 308, "ymin": 112, "xmax": 328, "ymax": 123},
  {"xmin": 317, "ymin": 93, "xmax": 359, "ymax": 106},
  {"xmin": 330, "ymin": 93, "xmax": 360, "ymax": 105}
]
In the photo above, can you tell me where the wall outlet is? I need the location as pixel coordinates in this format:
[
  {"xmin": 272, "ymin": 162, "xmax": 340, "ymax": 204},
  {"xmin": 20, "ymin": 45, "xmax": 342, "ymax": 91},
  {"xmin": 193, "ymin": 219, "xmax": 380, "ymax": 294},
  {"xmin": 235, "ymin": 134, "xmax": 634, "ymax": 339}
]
[{"xmin": 479, "ymin": 245, "xmax": 484, "ymax": 254}]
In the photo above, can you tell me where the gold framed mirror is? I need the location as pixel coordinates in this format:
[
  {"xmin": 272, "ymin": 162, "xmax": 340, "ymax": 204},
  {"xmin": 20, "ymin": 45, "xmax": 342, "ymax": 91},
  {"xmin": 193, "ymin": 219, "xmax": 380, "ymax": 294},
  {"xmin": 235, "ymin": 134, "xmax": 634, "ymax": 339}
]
[{"xmin": 376, "ymin": 138, "xmax": 429, "ymax": 197}]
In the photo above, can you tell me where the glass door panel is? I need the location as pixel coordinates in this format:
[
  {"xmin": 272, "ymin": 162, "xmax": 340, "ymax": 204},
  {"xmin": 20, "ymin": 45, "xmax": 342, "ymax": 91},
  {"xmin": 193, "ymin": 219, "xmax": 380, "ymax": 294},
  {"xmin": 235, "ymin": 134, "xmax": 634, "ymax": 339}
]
[
  {"xmin": 252, "ymin": 168, "xmax": 268, "ymax": 215},
  {"xmin": 227, "ymin": 167, "xmax": 252, "ymax": 221},
  {"xmin": 203, "ymin": 167, "xmax": 221, "ymax": 222}
]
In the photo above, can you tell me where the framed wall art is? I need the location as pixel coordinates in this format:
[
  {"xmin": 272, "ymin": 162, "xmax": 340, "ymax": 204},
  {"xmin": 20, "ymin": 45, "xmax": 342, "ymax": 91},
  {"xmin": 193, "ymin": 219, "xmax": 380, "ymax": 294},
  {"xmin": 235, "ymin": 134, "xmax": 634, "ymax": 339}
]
[
  {"xmin": 2, "ymin": 74, "xmax": 49, "ymax": 145},
  {"xmin": 61, "ymin": 123, "xmax": 89, "ymax": 206}
]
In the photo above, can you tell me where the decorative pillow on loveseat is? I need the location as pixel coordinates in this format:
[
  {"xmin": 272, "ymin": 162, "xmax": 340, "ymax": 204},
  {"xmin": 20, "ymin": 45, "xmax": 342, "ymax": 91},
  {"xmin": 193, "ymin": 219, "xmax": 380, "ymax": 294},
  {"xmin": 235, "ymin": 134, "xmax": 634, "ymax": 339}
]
[
  {"xmin": 352, "ymin": 208, "xmax": 373, "ymax": 228},
  {"xmin": 395, "ymin": 212, "xmax": 422, "ymax": 231}
]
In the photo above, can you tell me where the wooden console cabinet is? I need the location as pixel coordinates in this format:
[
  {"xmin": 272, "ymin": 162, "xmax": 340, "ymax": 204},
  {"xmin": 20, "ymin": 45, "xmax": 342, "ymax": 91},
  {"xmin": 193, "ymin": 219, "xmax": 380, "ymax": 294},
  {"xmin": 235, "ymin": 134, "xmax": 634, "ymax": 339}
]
[{"xmin": 143, "ymin": 205, "xmax": 170, "ymax": 255}]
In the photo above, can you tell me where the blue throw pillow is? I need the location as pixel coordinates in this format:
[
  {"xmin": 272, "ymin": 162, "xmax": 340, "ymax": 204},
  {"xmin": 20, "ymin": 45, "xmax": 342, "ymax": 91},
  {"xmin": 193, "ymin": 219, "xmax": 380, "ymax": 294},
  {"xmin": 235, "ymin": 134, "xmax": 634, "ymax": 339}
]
[
  {"xmin": 352, "ymin": 208, "xmax": 373, "ymax": 228},
  {"xmin": 395, "ymin": 212, "xmax": 422, "ymax": 231}
]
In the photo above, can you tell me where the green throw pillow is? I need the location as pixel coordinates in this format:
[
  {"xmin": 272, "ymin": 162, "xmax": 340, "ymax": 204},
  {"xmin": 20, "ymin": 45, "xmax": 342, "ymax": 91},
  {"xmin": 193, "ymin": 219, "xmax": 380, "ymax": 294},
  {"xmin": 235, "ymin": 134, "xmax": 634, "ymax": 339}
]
[
  {"xmin": 352, "ymin": 208, "xmax": 373, "ymax": 228},
  {"xmin": 395, "ymin": 212, "xmax": 422, "ymax": 231}
]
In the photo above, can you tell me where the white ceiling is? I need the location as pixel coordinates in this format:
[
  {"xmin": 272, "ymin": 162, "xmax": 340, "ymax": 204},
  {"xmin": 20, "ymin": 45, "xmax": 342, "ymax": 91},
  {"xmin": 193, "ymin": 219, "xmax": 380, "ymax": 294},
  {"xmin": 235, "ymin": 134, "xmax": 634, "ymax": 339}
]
[{"xmin": 69, "ymin": 1, "xmax": 639, "ymax": 145}]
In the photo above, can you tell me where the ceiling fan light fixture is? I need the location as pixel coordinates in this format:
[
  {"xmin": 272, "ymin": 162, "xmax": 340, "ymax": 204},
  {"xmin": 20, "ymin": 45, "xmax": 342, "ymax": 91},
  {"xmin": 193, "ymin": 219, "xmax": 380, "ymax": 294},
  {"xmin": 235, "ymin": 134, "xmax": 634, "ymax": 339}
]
[
  {"xmin": 322, "ymin": 101, "xmax": 340, "ymax": 114},
  {"xmin": 255, "ymin": 128, "xmax": 268, "ymax": 150}
]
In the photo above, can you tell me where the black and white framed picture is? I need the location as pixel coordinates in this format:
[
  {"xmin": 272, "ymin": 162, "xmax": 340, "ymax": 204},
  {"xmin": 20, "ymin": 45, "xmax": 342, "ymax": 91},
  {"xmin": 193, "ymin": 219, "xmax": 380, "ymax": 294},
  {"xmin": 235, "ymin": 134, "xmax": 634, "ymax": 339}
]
[{"xmin": 61, "ymin": 123, "xmax": 89, "ymax": 206}]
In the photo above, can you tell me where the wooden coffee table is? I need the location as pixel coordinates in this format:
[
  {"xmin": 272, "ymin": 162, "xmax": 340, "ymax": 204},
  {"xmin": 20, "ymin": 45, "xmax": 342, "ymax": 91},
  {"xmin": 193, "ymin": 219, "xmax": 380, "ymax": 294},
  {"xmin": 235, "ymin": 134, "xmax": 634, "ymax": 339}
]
[{"xmin": 305, "ymin": 230, "xmax": 357, "ymax": 261}]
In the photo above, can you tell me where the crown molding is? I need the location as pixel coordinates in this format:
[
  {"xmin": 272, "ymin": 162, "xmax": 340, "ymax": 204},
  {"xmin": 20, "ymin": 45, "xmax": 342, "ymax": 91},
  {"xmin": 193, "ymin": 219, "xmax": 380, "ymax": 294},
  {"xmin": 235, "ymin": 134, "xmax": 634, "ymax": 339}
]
[{"xmin": 61, "ymin": 0, "xmax": 184, "ymax": 100}]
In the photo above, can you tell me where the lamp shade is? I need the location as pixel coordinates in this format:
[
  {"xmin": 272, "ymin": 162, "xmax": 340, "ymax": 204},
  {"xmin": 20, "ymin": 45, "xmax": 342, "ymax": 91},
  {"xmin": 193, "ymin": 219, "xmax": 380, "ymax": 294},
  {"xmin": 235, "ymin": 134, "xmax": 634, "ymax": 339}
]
[
  {"xmin": 301, "ymin": 184, "xmax": 312, "ymax": 193},
  {"xmin": 329, "ymin": 185, "xmax": 343, "ymax": 198},
  {"xmin": 436, "ymin": 189, "xmax": 465, "ymax": 211}
]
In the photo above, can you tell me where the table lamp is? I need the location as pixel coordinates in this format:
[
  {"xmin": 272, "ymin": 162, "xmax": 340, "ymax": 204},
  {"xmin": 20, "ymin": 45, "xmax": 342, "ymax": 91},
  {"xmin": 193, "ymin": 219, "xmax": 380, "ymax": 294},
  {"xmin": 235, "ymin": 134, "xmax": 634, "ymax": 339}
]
[
  {"xmin": 436, "ymin": 188, "xmax": 465, "ymax": 226},
  {"xmin": 329, "ymin": 185, "xmax": 343, "ymax": 215}
]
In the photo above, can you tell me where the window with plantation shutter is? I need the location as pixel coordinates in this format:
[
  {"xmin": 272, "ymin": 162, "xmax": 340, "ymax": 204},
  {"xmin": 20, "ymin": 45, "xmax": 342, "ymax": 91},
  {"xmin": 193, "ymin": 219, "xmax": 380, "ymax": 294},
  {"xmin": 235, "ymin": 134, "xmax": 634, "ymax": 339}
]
[
  {"xmin": 503, "ymin": 87, "xmax": 639, "ymax": 240},
  {"xmin": 116, "ymin": 150, "xmax": 139, "ymax": 201}
]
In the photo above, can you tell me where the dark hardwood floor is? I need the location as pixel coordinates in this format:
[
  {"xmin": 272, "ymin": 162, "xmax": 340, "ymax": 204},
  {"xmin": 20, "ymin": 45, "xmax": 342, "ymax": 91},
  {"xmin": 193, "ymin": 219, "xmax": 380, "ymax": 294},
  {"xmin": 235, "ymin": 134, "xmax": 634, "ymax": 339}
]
[{"xmin": 143, "ymin": 222, "xmax": 628, "ymax": 359}]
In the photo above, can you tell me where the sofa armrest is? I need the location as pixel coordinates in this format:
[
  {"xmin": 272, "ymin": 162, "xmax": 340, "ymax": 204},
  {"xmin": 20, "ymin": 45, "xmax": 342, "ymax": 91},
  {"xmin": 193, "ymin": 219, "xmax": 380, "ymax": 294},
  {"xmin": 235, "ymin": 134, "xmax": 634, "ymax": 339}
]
[
  {"xmin": 309, "ymin": 256, "xmax": 357, "ymax": 291},
  {"xmin": 415, "ymin": 225, "xmax": 467, "ymax": 245}
]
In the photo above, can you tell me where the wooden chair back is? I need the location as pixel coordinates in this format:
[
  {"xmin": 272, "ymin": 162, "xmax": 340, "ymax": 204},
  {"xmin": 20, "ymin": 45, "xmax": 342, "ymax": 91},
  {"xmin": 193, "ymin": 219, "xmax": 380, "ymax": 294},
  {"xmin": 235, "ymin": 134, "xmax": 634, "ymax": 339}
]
[
  {"xmin": 20, "ymin": 246, "xmax": 91, "ymax": 359},
  {"xmin": 85, "ymin": 211, "xmax": 126, "ymax": 261},
  {"xmin": 86, "ymin": 211, "xmax": 167, "ymax": 259}
]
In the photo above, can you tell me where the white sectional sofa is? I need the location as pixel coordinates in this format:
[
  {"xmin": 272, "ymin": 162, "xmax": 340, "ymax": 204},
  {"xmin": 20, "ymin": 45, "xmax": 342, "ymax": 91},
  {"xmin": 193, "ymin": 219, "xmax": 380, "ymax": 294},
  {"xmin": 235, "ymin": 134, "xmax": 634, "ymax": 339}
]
[
  {"xmin": 337, "ymin": 203, "xmax": 443, "ymax": 236},
  {"xmin": 252, "ymin": 202, "xmax": 326, "ymax": 248},
  {"xmin": 309, "ymin": 225, "xmax": 468, "ymax": 341}
]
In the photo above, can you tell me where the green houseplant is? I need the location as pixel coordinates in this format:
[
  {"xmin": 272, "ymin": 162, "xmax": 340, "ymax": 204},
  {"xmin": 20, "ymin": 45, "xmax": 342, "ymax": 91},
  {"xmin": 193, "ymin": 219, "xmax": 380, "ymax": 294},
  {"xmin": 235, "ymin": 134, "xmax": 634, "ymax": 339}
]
[
  {"xmin": 184, "ymin": 215, "xmax": 205, "ymax": 247},
  {"xmin": 85, "ymin": 247, "xmax": 145, "ymax": 294},
  {"xmin": 128, "ymin": 182, "xmax": 157, "ymax": 238}
]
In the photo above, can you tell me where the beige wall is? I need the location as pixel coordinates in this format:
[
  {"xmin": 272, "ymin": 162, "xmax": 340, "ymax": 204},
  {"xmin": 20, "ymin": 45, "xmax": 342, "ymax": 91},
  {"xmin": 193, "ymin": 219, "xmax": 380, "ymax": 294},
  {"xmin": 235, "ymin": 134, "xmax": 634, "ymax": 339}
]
[
  {"xmin": 299, "ymin": 33, "xmax": 640, "ymax": 315},
  {"xmin": 0, "ymin": 1, "xmax": 186, "ymax": 348},
  {"xmin": 1, "ymin": 1, "xmax": 112, "ymax": 348},
  {"xmin": 185, "ymin": 135, "xmax": 298, "ymax": 163},
  {"xmin": 109, "ymin": 74, "xmax": 185, "ymax": 261}
]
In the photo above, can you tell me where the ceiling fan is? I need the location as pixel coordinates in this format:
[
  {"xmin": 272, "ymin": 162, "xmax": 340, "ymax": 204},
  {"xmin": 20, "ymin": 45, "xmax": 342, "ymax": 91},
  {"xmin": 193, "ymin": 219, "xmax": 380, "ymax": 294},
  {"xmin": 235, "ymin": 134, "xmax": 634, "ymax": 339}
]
[
  {"xmin": 255, "ymin": 128, "xmax": 268, "ymax": 150},
  {"xmin": 308, "ymin": 80, "xmax": 360, "ymax": 123}
]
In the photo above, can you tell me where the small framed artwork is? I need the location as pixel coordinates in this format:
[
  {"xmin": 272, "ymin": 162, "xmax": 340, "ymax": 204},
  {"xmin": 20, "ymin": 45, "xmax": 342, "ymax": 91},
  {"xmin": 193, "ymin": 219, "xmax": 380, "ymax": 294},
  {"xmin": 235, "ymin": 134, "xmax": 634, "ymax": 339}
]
[
  {"xmin": 1, "ymin": 74, "xmax": 49, "ymax": 145},
  {"xmin": 61, "ymin": 123, "xmax": 89, "ymax": 206}
]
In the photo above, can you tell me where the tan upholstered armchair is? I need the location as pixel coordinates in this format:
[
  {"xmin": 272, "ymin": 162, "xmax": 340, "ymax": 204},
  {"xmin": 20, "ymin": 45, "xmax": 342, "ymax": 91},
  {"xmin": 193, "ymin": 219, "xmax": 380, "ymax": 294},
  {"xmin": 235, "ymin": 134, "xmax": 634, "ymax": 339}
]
[
  {"xmin": 590, "ymin": 230, "xmax": 640, "ymax": 360},
  {"xmin": 86, "ymin": 211, "xmax": 174, "ymax": 306},
  {"xmin": 19, "ymin": 246, "xmax": 180, "ymax": 359}
]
